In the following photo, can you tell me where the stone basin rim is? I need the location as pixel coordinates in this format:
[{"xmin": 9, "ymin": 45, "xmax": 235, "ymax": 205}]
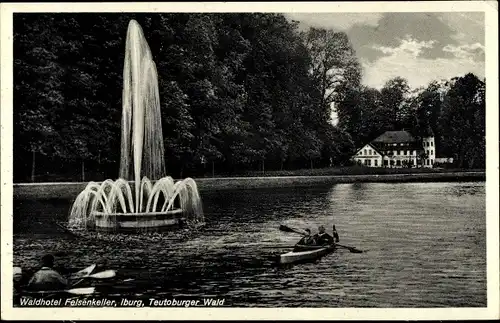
[{"xmin": 92, "ymin": 209, "xmax": 183, "ymax": 217}]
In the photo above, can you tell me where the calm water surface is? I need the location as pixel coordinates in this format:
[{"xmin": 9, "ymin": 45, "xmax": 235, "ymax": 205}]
[{"xmin": 13, "ymin": 181, "xmax": 486, "ymax": 307}]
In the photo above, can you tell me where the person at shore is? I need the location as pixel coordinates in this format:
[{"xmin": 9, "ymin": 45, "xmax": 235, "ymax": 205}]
[
  {"xmin": 313, "ymin": 225, "xmax": 335, "ymax": 246},
  {"xmin": 332, "ymin": 225, "xmax": 340, "ymax": 243},
  {"xmin": 298, "ymin": 228, "xmax": 316, "ymax": 245},
  {"xmin": 27, "ymin": 254, "xmax": 68, "ymax": 291}
]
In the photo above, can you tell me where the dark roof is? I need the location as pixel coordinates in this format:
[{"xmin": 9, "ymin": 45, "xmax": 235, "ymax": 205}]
[{"xmin": 372, "ymin": 130, "xmax": 417, "ymax": 144}]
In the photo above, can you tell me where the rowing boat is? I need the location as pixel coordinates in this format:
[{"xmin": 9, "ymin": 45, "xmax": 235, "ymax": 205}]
[
  {"xmin": 18, "ymin": 287, "xmax": 96, "ymax": 296},
  {"xmin": 279, "ymin": 244, "xmax": 336, "ymax": 265}
]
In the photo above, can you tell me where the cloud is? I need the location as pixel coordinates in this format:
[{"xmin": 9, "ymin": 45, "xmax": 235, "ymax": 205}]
[
  {"xmin": 284, "ymin": 13, "xmax": 383, "ymax": 31},
  {"xmin": 283, "ymin": 12, "xmax": 485, "ymax": 90},
  {"xmin": 362, "ymin": 37, "xmax": 485, "ymax": 89},
  {"xmin": 347, "ymin": 13, "xmax": 460, "ymax": 62},
  {"xmin": 443, "ymin": 43, "xmax": 485, "ymax": 60},
  {"xmin": 437, "ymin": 12, "xmax": 485, "ymax": 45},
  {"xmin": 372, "ymin": 36, "xmax": 436, "ymax": 57}
]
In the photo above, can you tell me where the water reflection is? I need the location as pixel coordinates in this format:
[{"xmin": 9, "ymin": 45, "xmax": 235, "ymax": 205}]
[{"xmin": 13, "ymin": 181, "xmax": 486, "ymax": 307}]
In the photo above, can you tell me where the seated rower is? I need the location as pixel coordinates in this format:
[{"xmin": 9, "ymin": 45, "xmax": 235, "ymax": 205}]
[
  {"xmin": 27, "ymin": 254, "xmax": 68, "ymax": 291},
  {"xmin": 313, "ymin": 225, "xmax": 335, "ymax": 246},
  {"xmin": 298, "ymin": 228, "xmax": 316, "ymax": 245}
]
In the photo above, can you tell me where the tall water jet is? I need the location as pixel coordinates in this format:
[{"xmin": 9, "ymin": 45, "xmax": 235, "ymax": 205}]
[
  {"xmin": 120, "ymin": 20, "xmax": 166, "ymax": 212},
  {"xmin": 69, "ymin": 20, "xmax": 204, "ymax": 233}
]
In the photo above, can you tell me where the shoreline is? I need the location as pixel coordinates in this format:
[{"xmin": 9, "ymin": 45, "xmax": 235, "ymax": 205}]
[{"xmin": 12, "ymin": 171, "xmax": 485, "ymax": 200}]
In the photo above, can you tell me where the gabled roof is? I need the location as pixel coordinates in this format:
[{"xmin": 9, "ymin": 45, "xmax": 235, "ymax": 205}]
[
  {"xmin": 354, "ymin": 143, "xmax": 383, "ymax": 156},
  {"xmin": 372, "ymin": 130, "xmax": 417, "ymax": 144}
]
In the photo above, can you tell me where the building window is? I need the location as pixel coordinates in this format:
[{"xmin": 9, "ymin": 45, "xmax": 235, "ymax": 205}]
[
  {"xmin": 368, "ymin": 149, "xmax": 372, "ymax": 155},
  {"xmin": 364, "ymin": 149, "xmax": 367, "ymax": 155},
  {"xmin": 431, "ymin": 141, "xmax": 433, "ymax": 146},
  {"xmin": 384, "ymin": 160, "xmax": 388, "ymax": 166},
  {"xmin": 390, "ymin": 160, "xmax": 395, "ymax": 166},
  {"xmin": 426, "ymin": 160, "xmax": 430, "ymax": 165},
  {"xmin": 430, "ymin": 150, "xmax": 433, "ymax": 155},
  {"xmin": 374, "ymin": 160, "xmax": 378, "ymax": 166},
  {"xmin": 431, "ymin": 159, "xmax": 434, "ymax": 165},
  {"xmin": 396, "ymin": 160, "xmax": 401, "ymax": 166}
]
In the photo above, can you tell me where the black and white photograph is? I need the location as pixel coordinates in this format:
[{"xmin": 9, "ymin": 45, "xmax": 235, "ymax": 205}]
[{"xmin": 1, "ymin": 1, "xmax": 498, "ymax": 321}]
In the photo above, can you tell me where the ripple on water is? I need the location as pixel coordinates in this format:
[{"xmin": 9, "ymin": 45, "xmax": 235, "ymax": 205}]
[{"xmin": 13, "ymin": 182, "xmax": 486, "ymax": 307}]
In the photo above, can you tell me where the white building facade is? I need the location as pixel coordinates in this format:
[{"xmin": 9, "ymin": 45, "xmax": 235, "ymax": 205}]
[
  {"xmin": 352, "ymin": 130, "xmax": 436, "ymax": 168},
  {"xmin": 421, "ymin": 136, "xmax": 436, "ymax": 167},
  {"xmin": 352, "ymin": 144, "xmax": 383, "ymax": 167}
]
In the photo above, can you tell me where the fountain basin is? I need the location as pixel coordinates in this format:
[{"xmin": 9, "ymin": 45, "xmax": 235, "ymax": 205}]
[{"xmin": 93, "ymin": 209, "xmax": 185, "ymax": 233}]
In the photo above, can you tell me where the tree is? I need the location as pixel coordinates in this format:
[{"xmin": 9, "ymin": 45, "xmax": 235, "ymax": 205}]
[
  {"xmin": 380, "ymin": 77, "xmax": 410, "ymax": 130},
  {"xmin": 336, "ymin": 86, "xmax": 385, "ymax": 149},
  {"xmin": 14, "ymin": 15, "xmax": 66, "ymax": 181},
  {"xmin": 302, "ymin": 27, "xmax": 362, "ymax": 128},
  {"xmin": 438, "ymin": 73, "xmax": 485, "ymax": 168}
]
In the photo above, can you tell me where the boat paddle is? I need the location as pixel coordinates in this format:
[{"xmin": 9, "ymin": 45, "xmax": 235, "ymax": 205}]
[
  {"xmin": 335, "ymin": 244, "xmax": 363, "ymax": 253},
  {"xmin": 69, "ymin": 264, "xmax": 97, "ymax": 279},
  {"xmin": 71, "ymin": 270, "xmax": 116, "ymax": 287},
  {"xmin": 279, "ymin": 224, "xmax": 364, "ymax": 253},
  {"xmin": 279, "ymin": 224, "xmax": 307, "ymax": 235},
  {"xmin": 87, "ymin": 270, "xmax": 116, "ymax": 279},
  {"xmin": 73, "ymin": 269, "xmax": 116, "ymax": 280}
]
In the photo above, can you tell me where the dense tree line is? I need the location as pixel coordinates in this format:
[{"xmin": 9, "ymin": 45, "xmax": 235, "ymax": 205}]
[
  {"xmin": 13, "ymin": 13, "xmax": 485, "ymax": 182},
  {"xmin": 336, "ymin": 74, "xmax": 486, "ymax": 169}
]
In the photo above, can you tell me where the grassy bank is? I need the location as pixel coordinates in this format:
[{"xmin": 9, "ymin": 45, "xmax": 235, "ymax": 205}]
[
  {"xmin": 229, "ymin": 166, "xmax": 484, "ymax": 178},
  {"xmin": 12, "ymin": 168, "xmax": 485, "ymax": 200}
]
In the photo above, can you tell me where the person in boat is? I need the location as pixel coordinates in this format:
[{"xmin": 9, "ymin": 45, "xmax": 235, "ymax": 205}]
[
  {"xmin": 298, "ymin": 228, "xmax": 316, "ymax": 245},
  {"xmin": 27, "ymin": 254, "xmax": 68, "ymax": 291},
  {"xmin": 313, "ymin": 225, "xmax": 335, "ymax": 246},
  {"xmin": 332, "ymin": 225, "xmax": 340, "ymax": 243}
]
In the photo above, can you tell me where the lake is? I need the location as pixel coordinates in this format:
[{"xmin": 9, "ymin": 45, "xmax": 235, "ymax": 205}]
[{"xmin": 13, "ymin": 181, "xmax": 486, "ymax": 307}]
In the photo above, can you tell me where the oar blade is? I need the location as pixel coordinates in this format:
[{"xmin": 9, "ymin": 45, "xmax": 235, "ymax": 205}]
[
  {"xmin": 337, "ymin": 244, "xmax": 364, "ymax": 253},
  {"xmin": 89, "ymin": 270, "xmax": 116, "ymax": 279},
  {"xmin": 66, "ymin": 287, "xmax": 96, "ymax": 295},
  {"xmin": 70, "ymin": 264, "xmax": 96, "ymax": 279},
  {"xmin": 279, "ymin": 224, "xmax": 305, "ymax": 235},
  {"xmin": 279, "ymin": 224, "xmax": 295, "ymax": 233}
]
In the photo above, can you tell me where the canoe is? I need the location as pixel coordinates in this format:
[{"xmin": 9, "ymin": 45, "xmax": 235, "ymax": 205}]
[{"xmin": 279, "ymin": 244, "xmax": 336, "ymax": 265}]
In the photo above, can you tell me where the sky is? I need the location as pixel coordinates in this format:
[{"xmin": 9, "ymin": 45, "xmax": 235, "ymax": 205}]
[{"xmin": 284, "ymin": 12, "xmax": 485, "ymax": 90}]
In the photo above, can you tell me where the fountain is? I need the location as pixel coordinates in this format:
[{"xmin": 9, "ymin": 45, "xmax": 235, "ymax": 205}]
[{"xmin": 68, "ymin": 20, "xmax": 204, "ymax": 233}]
